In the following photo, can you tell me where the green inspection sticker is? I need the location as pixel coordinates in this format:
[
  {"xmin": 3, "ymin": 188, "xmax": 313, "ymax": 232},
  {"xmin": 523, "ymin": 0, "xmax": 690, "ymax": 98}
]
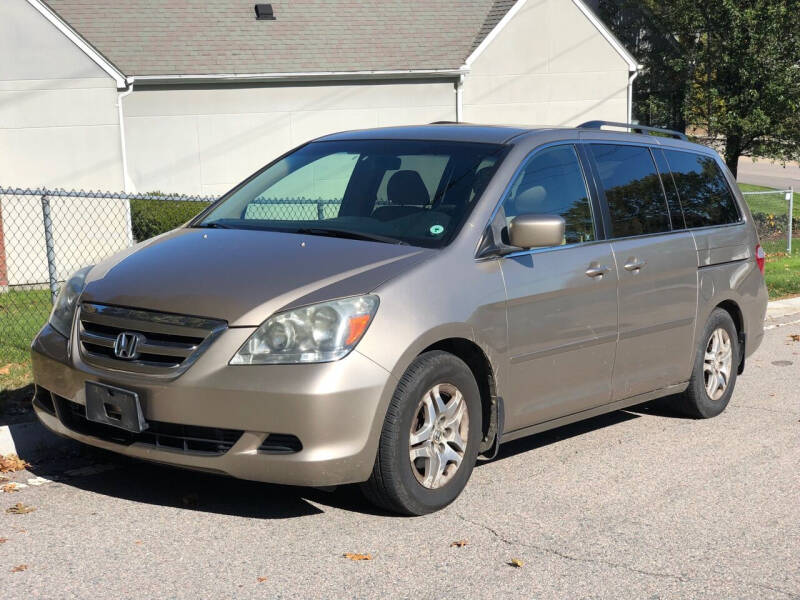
[{"xmin": 430, "ymin": 225, "xmax": 444, "ymax": 235}]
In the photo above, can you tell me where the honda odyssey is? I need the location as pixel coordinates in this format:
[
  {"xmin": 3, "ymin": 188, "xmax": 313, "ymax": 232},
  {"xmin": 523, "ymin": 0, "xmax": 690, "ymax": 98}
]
[{"xmin": 31, "ymin": 122, "xmax": 768, "ymax": 514}]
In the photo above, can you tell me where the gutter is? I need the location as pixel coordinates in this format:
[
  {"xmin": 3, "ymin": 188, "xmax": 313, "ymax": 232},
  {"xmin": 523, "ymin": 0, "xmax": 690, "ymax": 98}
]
[{"xmin": 132, "ymin": 68, "xmax": 468, "ymax": 86}]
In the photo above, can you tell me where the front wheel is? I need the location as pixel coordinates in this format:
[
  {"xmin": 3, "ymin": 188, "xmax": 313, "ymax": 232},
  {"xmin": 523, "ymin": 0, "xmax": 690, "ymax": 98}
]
[
  {"xmin": 677, "ymin": 308, "xmax": 739, "ymax": 418},
  {"xmin": 361, "ymin": 351, "xmax": 482, "ymax": 515}
]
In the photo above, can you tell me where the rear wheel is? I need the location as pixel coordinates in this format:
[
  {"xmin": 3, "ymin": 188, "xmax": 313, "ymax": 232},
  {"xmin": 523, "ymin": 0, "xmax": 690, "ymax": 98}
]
[
  {"xmin": 361, "ymin": 351, "xmax": 482, "ymax": 515},
  {"xmin": 678, "ymin": 308, "xmax": 739, "ymax": 418}
]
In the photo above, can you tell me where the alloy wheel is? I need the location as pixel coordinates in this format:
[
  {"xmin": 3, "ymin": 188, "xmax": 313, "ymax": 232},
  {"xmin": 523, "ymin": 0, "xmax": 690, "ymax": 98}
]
[
  {"xmin": 703, "ymin": 327, "xmax": 733, "ymax": 401},
  {"xmin": 408, "ymin": 383, "xmax": 469, "ymax": 489}
]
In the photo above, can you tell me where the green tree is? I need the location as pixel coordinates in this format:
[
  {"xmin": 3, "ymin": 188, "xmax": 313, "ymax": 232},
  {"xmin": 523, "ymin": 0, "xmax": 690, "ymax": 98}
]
[{"xmin": 598, "ymin": 0, "xmax": 800, "ymax": 177}]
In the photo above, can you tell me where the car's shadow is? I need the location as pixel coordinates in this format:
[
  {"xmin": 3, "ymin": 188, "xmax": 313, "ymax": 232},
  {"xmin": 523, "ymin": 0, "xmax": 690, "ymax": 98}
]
[
  {"xmin": 26, "ymin": 400, "xmax": 687, "ymax": 519},
  {"xmin": 486, "ymin": 395, "xmax": 692, "ymax": 462}
]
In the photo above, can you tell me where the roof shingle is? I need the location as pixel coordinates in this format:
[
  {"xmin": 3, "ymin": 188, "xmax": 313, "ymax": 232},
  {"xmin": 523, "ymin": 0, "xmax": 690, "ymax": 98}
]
[{"xmin": 43, "ymin": 0, "xmax": 516, "ymax": 76}]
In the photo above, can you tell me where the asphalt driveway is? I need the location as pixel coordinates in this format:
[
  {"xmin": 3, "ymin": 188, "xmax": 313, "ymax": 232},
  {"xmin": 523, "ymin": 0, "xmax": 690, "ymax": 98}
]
[{"xmin": 1, "ymin": 317, "xmax": 798, "ymax": 599}]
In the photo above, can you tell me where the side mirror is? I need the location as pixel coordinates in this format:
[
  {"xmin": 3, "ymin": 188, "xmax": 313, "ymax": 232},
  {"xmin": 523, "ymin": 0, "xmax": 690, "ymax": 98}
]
[{"xmin": 508, "ymin": 214, "xmax": 565, "ymax": 249}]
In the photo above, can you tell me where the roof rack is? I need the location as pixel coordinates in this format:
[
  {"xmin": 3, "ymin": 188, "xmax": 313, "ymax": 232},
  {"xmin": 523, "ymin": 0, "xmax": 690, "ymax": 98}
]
[{"xmin": 578, "ymin": 120, "xmax": 688, "ymax": 141}]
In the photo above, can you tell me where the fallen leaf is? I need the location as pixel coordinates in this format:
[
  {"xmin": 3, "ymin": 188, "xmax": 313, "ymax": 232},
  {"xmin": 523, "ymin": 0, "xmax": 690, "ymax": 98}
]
[
  {"xmin": 789, "ymin": 334, "xmax": 800, "ymax": 342},
  {"xmin": 509, "ymin": 558, "xmax": 524, "ymax": 568},
  {"xmin": 0, "ymin": 537, "xmax": 7, "ymax": 543},
  {"xmin": 257, "ymin": 577, "xmax": 268, "ymax": 583},
  {"xmin": 0, "ymin": 455, "xmax": 30, "ymax": 474},
  {"xmin": 6, "ymin": 502, "xmax": 35, "ymax": 515},
  {"xmin": 135, "ymin": 540, "xmax": 143, "ymax": 545},
  {"xmin": 343, "ymin": 553, "xmax": 372, "ymax": 561},
  {"xmin": 0, "ymin": 364, "xmax": 11, "ymax": 376},
  {"xmin": 2, "ymin": 483, "xmax": 18, "ymax": 493},
  {"xmin": 450, "ymin": 540, "xmax": 468, "ymax": 548},
  {"xmin": 10, "ymin": 564, "xmax": 27, "ymax": 573},
  {"xmin": 0, "ymin": 476, "xmax": 7, "ymax": 483}
]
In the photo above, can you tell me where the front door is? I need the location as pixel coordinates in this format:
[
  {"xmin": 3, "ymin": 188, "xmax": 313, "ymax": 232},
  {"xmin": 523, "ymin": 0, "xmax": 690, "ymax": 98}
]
[{"xmin": 498, "ymin": 145, "xmax": 618, "ymax": 432}]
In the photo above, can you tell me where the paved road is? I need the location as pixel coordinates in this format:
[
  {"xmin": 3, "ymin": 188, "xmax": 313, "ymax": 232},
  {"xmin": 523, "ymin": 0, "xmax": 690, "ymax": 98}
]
[
  {"xmin": 2, "ymin": 318, "xmax": 799, "ymax": 599},
  {"xmin": 738, "ymin": 158, "xmax": 800, "ymax": 191}
]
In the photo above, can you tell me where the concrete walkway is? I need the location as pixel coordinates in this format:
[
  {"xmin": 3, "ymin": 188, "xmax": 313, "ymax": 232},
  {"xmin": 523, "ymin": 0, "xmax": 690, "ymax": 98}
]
[{"xmin": 738, "ymin": 157, "xmax": 800, "ymax": 191}]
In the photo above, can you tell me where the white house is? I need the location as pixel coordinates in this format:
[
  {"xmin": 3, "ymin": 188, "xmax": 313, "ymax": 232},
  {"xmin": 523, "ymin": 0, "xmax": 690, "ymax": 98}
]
[{"xmin": 0, "ymin": 0, "xmax": 638, "ymax": 196}]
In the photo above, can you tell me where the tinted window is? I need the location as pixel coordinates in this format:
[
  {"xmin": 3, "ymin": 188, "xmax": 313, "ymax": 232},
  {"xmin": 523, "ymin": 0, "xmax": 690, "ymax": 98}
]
[
  {"xmin": 502, "ymin": 145, "xmax": 595, "ymax": 244},
  {"xmin": 652, "ymin": 149, "xmax": 686, "ymax": 229},
  {"xmin": 199, "ymin": 140, "xmax": 506, "ymax": 249},
  {"xmin": 590, "ymin": 144, "xmax": 671, "ymax": 238},
  {"xmin": 663, "ymin": 150, "xmax": 740, "ymax": 228}
]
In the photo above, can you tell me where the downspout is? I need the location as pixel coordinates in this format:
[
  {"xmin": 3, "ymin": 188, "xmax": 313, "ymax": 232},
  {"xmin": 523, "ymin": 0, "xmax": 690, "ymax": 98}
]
[
  {"xmin": 455, "ymin": 73, "xmax": 464, "ymax": 123},
  {"xmin": 117, "ymin": 77, "xmax": 135, "ymax": 247},
  {"xmin": 117, "ymin": 77, "xmax": 135, "ymax": 193},
  {"xmin": 627, "ymin": 67, "xmax": 640, "ymax": 124}
]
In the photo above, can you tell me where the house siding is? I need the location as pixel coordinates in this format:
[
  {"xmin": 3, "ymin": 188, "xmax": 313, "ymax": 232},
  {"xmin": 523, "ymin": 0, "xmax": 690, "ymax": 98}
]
[
  {"xmin": 0, "ymin": 0, "xmax": 123, "ymax": 191},
  {"xmin": 123, "ymin": 80, "xmax": 457, "ymax": 196},
  {"xmin": 462, "ymin": 0, "xmax": 630, "ymax": 126}
]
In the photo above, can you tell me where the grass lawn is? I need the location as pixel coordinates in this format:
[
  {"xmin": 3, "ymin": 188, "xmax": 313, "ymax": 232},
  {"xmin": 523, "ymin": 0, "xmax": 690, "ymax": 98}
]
[
  {"xmin": 764, "ymin": 249, "xmax": 800, "ymax": 300},
  {"xmin": 0, "ymin": 289, "xmax": 49, "ymax": 413},
  {"xmin": 738, "ymin": 183, "xmax": 800, "ymax": 220}
]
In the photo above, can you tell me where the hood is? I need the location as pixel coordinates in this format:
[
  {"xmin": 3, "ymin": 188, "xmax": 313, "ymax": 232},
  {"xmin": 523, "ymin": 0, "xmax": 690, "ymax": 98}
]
[{"xmin": 83, "ymin": 228, "xmax": 431, "ymax": 326}]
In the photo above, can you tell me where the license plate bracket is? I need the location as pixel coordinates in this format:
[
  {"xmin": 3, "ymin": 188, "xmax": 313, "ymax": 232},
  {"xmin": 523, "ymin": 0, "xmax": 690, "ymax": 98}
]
[{"xmin": 85, "ymin": 382, "xmax": 147, "ymax": 433}]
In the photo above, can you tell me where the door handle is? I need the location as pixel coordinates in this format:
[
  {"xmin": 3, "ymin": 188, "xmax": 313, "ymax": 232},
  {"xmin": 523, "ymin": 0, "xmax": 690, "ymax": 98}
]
[
  {"xmin": 585, "ymin": 265, "xmax": 611, "ymax": 278},
  {"xmin": 623, "ymin": 259, "xmax": 646, "ymax": 272}
]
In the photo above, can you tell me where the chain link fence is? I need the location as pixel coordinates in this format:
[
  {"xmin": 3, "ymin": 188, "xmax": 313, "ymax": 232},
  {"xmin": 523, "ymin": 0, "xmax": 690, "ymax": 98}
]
[
  {"xmin": 0, "ymin": 188, "xmax": 214, "ymax": 362},
  {"xmin": 2, "ymin": 184, "xmax": 795, "ymax": 364},
  {"xmin": 742, "ymin": 188, "xmax": 796, "ymax": 256},
  {"xmin": 0, "ymin": 187, "xmax": 337, "ymax": 363}
]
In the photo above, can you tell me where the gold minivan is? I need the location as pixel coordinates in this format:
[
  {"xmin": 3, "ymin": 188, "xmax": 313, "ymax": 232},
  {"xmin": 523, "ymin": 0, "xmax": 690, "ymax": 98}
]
[{"xmin": 31, "ymin": 122, "xmax": 768, "ymax": 514}]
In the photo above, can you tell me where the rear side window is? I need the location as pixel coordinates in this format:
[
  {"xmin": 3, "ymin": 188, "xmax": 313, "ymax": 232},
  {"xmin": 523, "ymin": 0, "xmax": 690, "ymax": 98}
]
[
  {"xmin": 589, "ymin": 144, "xmax": 671, "ymax": 238},
  {"xmin": 663, "ymin": 150, "xmax": 740, "ymax": 228},
  {"xmin": 502, "ymin": 145, "xmax": 595, "ymax": 244}
]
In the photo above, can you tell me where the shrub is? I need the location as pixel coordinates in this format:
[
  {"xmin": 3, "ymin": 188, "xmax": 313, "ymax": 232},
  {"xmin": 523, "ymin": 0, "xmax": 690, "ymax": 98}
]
[{"xmin": 130, "ymin": 197, "xmax": 211, "ymax": 242}]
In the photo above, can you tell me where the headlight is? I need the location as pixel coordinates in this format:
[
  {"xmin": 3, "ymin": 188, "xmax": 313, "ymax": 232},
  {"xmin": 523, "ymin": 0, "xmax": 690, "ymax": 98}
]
[
  {"xmin": 49, "ymin": 266, "xmax": 93, "ymax": 338},
  {"xmin": 231, "ymin": 295, "xmax": 379, "ymax": 365}
]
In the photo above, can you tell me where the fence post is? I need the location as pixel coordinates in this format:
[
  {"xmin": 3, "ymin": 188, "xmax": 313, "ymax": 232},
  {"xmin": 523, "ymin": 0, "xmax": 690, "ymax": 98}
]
[
  {"xmin": 40, "ymin": 193, "xmax": 59, "ymax": 302},
  {"xmin": 317, "ymin": 200, "xmax": 324, "ymax": 220},
  {"xmin": 788, "ymin": 187, "xmax": 794, "ymax": 255}
]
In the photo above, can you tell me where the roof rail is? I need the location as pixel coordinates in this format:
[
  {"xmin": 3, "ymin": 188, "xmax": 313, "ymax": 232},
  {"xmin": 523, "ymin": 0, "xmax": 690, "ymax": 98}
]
[{"xmin": 578, "ymin": 120, "xmax": 688, "ymax": 141}]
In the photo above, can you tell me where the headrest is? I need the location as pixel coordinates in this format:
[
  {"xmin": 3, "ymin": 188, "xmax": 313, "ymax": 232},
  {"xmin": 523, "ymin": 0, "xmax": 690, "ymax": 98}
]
[
  {"xmin": 514, "ymin": 185, "xmax": 547, "ymax": 214},
  {"xmin": 387, "ymin": 170, "xmax": 430, "ymax": 206}
]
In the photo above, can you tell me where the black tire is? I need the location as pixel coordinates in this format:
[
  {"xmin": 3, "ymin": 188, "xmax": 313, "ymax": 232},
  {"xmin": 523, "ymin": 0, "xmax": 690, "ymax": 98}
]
[
  {"xmin": 677, "ymin": 308, "xmax": 739, "ymax": 419},
  {"xmin": 361, "ymin": 351, "xmax": 482, "ymax": 515}
]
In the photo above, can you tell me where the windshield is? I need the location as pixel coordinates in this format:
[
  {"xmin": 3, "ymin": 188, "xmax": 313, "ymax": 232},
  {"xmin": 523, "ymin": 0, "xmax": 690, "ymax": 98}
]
[{"xmin": 195, "ymin": 139, "xmax": 507, "ymax": 248}]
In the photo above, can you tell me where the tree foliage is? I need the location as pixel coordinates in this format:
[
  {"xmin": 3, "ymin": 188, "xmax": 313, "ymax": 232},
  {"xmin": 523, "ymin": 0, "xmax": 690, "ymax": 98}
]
[{"xmin": 598, "ymin": 0, "xmax": 800, "ymax": 176}]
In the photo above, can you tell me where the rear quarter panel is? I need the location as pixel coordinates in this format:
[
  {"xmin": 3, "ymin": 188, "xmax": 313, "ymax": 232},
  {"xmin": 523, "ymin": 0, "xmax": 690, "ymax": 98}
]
[{"xmin": 691, "ymin": 162, "xmax": 768, "ymax": 363}]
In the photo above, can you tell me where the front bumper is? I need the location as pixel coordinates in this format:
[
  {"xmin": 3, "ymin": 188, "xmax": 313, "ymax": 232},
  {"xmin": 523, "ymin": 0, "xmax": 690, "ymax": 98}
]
[{"xmin": 31, "ymin": 323, "xmax": 395, "ymax": 486}]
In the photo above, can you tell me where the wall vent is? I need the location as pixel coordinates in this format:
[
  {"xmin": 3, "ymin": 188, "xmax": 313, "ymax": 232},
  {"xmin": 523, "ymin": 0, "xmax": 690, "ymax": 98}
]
[{"xmin": 254, "ymin": 4, "xmax": 276, "ymax": 20}]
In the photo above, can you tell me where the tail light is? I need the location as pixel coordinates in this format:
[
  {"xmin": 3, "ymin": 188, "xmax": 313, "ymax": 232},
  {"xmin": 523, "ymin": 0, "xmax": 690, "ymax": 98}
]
[{"xmin": 755, "ymin": 244, "xmax": 765, "ymax": 275}]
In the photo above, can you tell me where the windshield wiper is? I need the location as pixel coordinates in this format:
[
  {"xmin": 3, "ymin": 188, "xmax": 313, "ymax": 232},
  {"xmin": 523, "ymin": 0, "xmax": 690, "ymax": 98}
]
[
  {"xmin": 195, "ymin": 222, "xmax": 234, "ymax": 229},
  {"xmin": 295, "ymin": 227, "xmax": 407, "ymax": 245}
]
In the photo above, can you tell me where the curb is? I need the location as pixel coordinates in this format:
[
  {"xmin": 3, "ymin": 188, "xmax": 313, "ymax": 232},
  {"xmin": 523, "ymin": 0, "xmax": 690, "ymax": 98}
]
[
  {"xmin": 3, "ymin": 297, "xmax": 800, "ymax": 460},
  {"xmin": 0, "ymin": 418, "xmax": 72, "ymax": 459},
  {"xmin": 0, "ymin": 419, "xmax": 73, "ymax": 462},
  {"xmin": 765, "ymin": 296, "xmax": 800, "ymax": 320}
]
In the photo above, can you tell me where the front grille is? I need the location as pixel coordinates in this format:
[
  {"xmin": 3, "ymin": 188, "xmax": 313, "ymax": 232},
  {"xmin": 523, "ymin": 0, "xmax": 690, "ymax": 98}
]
[
  {"xmin": 78, "ymin": 303, "xmax": 226, "ymax": 376},
  {"xmin": 55, "ymin": 396, "xmax": 242, "ymax": 456}
]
